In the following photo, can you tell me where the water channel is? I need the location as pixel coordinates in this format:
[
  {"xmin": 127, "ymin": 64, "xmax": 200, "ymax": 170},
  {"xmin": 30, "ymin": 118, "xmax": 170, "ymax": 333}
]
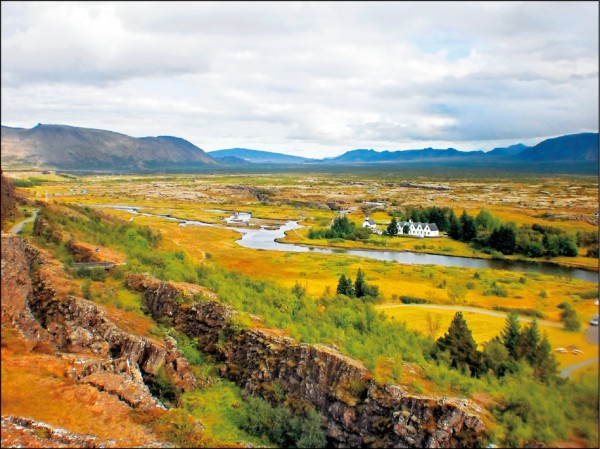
[{"xmin": 91, "ymin": 205, "xmax": 598, "ymax": 284}]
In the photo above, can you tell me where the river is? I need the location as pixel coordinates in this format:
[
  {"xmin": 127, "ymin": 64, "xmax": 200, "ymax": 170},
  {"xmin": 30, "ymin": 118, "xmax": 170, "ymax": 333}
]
[{"xmin": 91, "ymin": 205, "xmax": 598, "ymax": 284}]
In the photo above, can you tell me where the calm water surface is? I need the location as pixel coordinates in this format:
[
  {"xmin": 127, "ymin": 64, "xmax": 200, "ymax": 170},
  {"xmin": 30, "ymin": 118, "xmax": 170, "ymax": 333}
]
[{"xmin": 92, "ymin": 205, "xmax": 598, "ymax": 284}]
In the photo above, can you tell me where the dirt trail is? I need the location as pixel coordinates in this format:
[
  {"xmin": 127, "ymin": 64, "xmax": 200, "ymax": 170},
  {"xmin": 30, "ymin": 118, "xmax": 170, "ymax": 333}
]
[
  {"xmin": 8, "ymin": 210, "xmax": 37, "ymax": 235},
  {"xmin": 376, "ymin": 303, "xmax": 563, "ymax": 328}
]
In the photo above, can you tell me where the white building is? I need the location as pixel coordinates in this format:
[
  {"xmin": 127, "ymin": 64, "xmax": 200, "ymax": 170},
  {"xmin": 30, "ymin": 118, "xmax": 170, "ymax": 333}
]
[
  {"xmin": 362, "ymin": 216, "xmax": 377, "ymax": 229},
  {"xmin": 226, "ymin": 212, "xmax": 252, "ymax": 223},
  {"xmin": 396, "ymin": 219, "xmax": 439, "ymax": 237}
]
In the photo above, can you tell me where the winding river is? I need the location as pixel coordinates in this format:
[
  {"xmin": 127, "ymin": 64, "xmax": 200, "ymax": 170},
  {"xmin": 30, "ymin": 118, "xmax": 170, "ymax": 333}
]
[{"xmin": 93, "ymin": 205, "xmax": 598, "ymax": 284}]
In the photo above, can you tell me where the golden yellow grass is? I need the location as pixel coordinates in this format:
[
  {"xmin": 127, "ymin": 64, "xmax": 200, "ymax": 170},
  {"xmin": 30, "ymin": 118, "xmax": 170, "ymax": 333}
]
[
  {"xmin": 15, "ymin": 173, "xmax": 599, "ymax": 323},
  {"xmin": 1, "ymin": 338, "xmax": 161, "ymax": 446},
  {"xmin": 377, "ymin": 304, "xmax": 598, "ymax": 369},
  {"xmin": 94, "ymin": 211, "xmax": 598, "ymax": 328}
]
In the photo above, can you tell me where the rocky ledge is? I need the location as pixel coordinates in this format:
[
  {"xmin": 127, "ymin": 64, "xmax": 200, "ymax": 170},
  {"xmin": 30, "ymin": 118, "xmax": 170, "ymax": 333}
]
[
  {"xmin": 1, "ymin": 234, "xmax": 196, "ymax": 411},
  {"xmin": 127, "ymin": 273, "xmax": 490, "ymax": 448}
]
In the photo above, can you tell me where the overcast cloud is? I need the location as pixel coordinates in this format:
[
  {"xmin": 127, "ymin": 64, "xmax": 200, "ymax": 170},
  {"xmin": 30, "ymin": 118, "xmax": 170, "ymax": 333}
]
[{"xmin": 1, "ymin": 1, "xmax": 598, "ymax": 158}]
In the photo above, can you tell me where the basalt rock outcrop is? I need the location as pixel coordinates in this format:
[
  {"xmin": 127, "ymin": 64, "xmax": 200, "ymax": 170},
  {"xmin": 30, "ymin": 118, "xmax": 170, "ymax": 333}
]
[
  {"xmin": 127, "ymin": 273, "xmax": 490, "ymax": 448},
  {"xmin": 1, "ymin": 234, "xmax": 196, "ymax": 412},
  {"xmin": 0, "ymin": 415, "xmax": 174, "ymax": 448},
  {"xmin": 1, "ymin": 415, "xmax": 117, "ymax": 448}
]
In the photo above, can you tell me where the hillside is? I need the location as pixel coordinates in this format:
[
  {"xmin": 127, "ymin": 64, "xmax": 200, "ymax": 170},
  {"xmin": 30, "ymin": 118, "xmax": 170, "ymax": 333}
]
[
  {"xmin": 1, "ymin": 124, "xmax": 218, "ymax": 171},
  {"xmin": 485, "ymin": 143, "xmax": 530, "ymax": 157},
  {"xmin": 209, "ymin": 148, "xmax": 309, "ymax": 164},
  {"xmin": 515, "ymin": 133, "xmax": 599, "ymax": 163},
  {"xmin": 326, "ymin": 148, "xmax": 486, "ymax": 163}
]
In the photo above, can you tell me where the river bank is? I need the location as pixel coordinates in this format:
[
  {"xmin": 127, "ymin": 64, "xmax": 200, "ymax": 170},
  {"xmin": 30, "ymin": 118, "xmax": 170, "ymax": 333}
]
[{"xmin": 278, "ymin": 226, "xmax": 599, "ymax": 274}]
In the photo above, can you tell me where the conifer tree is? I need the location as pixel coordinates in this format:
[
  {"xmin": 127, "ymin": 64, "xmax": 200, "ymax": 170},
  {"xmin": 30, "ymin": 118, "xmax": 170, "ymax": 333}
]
[
  {"xmin": 336, "ymin": 274, "xmax": 354, "ymax": 297},
  {"xmin": 519, "ymin": 319, "xmax": 541, "ymax": 364},
  {"xmin": 460, "ymin": 210, "xmax": 477, "ymax": 242},
  {"xmin": 533, "ymin": 332, "xmax": 559, "ymax": 383},
  {"xmin": 436, "ymin": 312, "xmax": 482, "ymax": 376},
  {"xmin": 448, "ymin": 212, "xmax": 462, "ymax": 240},
  {"xmin": 354, "ymin": 268, "xmax": 366, "ymax": 297},
  {"xmin": 387, "ymin": 217, "xmax": 398, "ymax": 236},
  {"xmin": 501, "ymin": 312, "xmax": 521, "ymax": 359}
]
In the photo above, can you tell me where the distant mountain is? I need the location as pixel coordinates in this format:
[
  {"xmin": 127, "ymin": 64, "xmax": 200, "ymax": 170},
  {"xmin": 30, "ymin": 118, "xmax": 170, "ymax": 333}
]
[
  {"xmin": 1, "ymin": 124, "xmax": 218, "ymax": 171},
  {"xmin": 325, "ymin": 134, "xmax": 597, "ymax": 166},
  {"xmin": 2, "ymin": 124, "xmax": 596, "ymax": 172},
  {"xmin": 209, "ymin": 148, "xmax": 309, "ymax": 164},
  {"xmin": 486, "ymin": 143, "xmax": 530, "ymax": 157},
  {"xmin": 327, "ymin": 147, "xmax": 486, "ymax": 163},
  {"xmin": 514, "ymin": 133, "xmax": 598, "ymax": 163},
  {"xmin": 216, "ymin": 155, "xmax": 254, "ymax": 165}
]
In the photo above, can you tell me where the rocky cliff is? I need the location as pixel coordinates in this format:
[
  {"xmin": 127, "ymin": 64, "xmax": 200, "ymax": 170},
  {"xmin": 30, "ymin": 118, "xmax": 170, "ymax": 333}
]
[
  {"xmin": 1, "ymin": 234, "xmax": 196, "ymax": 412},
  {"xmin": 127, "ymin": 273, "xmax": 489, "ymax": 448}
]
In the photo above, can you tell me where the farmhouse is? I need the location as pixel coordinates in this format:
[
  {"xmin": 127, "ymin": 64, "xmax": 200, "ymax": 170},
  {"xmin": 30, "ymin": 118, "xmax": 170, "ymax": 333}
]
[{"xmin": 396, "ymin": 219, "xmax": 439, "ymax": 238}]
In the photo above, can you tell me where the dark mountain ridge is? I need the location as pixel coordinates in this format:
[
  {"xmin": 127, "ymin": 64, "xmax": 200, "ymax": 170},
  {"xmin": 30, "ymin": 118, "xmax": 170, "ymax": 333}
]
[
  {"xmin": 1, "ymin": 123, "xmax": 597, "ymax": 173},
  {"xmin": 1, "ymin": 123, "xmax": 218, "ymax": 171}
]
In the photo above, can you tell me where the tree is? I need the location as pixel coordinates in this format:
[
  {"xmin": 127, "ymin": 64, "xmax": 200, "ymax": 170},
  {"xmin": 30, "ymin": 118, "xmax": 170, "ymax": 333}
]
[
  {"xmin": 475, "ymin": 208, "xmax": 499, "ymax": 232},
  {"xmin": 436, "ymin": 312, "xmax": 483, "ymax": 376},
  {"xmin": 560, "ymin": 304, "xmax": 581, "ymax": 331},
  {"xmin": 336, "ymin": 274, "xmax": 354, "ymax": 297},
  {"xmin": 501, "ymin": 312, "xmax": 521, "ymax": 359},
  {"xmin": 353, "ymin": 268, "xmax": 379, "ymax": 299},
  {"xmin": 329, "ymin": 215, "xmax": 355, "ymax": 238},
  {"xmin": 460, "ymin": 210, "xmax": 477, "ymax": 242},
  {"xmin": 533, "ymin": 332, "xmax": 559, "ymax": 383},
  {"xmin": 482, "ymin": 337, "xmax": 513, "ymax": 377},
  {"xmin": 354, "ymin": 268, "xmax": 366, "ymax": 298},
  {"xmin": 387, "ymin": 217, "xmax": 398, "ymax": 236},
  {"xmin": 448, "ymin": 212, "xmax": 462, "ymax": 240},
  {"xmin": 489, "ymin": 224, "xmax": 517, "ymax": 255},
  {"xmin": 519, "ymin": 319, "xmax": 541, "ymax": 364}
]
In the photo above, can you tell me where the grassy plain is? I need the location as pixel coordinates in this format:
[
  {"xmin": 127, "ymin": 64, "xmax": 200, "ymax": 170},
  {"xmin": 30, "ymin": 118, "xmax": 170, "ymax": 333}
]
[
  {"xmin": 5, "ymin": 168, "xmax": 598, "ymax": 447},
  {"xmin": 9, "ymin": 170, "xmax": 599, "ymax": 373}
]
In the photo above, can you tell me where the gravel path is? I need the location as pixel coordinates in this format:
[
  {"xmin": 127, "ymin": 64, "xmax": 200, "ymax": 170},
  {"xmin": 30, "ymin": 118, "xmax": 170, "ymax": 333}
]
[
  {"xmin": 8, "ymin": 210, "xmax": 37, "ymax": 235},
  {"xmin": 376, "ymin": 303, "xmax": 563, "ymax": 328}
]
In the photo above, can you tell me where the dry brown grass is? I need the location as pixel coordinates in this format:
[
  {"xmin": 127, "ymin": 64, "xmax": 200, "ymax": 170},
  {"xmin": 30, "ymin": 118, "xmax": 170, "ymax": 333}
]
[{"xmin": 1, "ymin": 331, "xmax": 163, "ymax": 447}]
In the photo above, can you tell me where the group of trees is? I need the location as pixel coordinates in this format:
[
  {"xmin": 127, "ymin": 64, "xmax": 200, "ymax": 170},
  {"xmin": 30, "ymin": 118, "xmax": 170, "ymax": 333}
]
[
  {"xmin": 434, "ymin": 311, "xmax": 558, "ymax": 382},
  {"xmin": 445, "ymin": 208, "xmax": 580, "ymax": 258},
  {"xmin": 336, "ymin": 268, "xmax": 380, "ymax": 299},
  {"xmin": 388, "ymin": 206, "xmax": 456, "ymax": 234},
  {"xmin": 308, "ymin": 215, "xmax": 370, "ymax": 240},
  {"xmin": 386, "ymin": 205, "xmax": 583, "ymax": 258}
]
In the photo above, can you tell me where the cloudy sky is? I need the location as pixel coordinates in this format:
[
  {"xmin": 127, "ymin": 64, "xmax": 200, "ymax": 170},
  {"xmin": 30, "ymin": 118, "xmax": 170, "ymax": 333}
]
[{"xmin": 1, "ymin": 1, "xmax": 598, "ymax": 158}]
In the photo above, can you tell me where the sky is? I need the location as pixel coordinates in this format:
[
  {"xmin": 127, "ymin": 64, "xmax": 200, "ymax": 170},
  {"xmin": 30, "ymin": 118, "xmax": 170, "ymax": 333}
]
[{"xmin": 1, "ymin": 1, "xmax": 598, "ymax": 158}]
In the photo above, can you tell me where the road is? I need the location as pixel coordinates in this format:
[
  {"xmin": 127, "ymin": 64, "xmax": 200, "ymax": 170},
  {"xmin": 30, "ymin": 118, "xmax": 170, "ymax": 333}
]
[
  {"xmin": 560, "ymin": 356, "xmax": 598, "ymax": 378},
  {"xmin": 376, "ymin": 303, "xmax": 563, "ymax": 328},
  {"xmin": 8, "ymin": 209, "xmax": 38, "ymax": 235}
]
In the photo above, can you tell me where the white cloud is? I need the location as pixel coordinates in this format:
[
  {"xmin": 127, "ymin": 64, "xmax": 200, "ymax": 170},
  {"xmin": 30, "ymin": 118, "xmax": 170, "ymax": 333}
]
[{"xmin": 1, "ymin": 1, "xmax": 597, "ymax": 158}]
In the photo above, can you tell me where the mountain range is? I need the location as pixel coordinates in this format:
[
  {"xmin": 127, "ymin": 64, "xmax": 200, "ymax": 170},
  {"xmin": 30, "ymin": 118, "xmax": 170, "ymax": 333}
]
[
  {"xmin": 1, "ymin": 123, "xmax": 597, "ymax": 172},
  {"xmin": 1, "ymin": 124, "xmax": 217, "ymax": 171}
]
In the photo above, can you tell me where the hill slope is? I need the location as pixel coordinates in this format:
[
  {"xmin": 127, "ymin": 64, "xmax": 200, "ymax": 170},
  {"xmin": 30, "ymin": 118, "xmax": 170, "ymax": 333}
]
[
  {"xmin": 514, "ymin": 133, "xmax": 599, "ymax": 163},
  {"xmin": 1, "ymin": 124, "xmax": 218, "ymax": 171},
  {"xmin": 209, "ymin": 148, "xmax": 309, "ymax": 164},
  {"xmin": 327, "ymin": 147, "xmax": 486, "ymax": 163}
]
